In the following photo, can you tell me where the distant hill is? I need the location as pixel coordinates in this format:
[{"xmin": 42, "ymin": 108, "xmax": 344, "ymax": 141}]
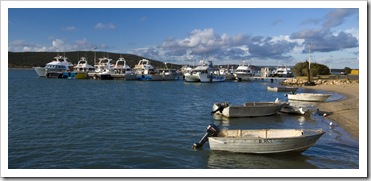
[{"xmin": 8, "ymin": 51, "xmax": 183, "ymax": 70}]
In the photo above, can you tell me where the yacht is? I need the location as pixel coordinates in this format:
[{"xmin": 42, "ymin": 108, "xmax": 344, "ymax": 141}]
[
  {"xmin": 271, "ymin": 65, "xmax": 293, "ymax": 77},
  {"xmin": 34, "ymin": 55, "xmax": 74, "ymax": 78},
  {"xmin": 73, "ymin": 57, "xmax": 95, "ymax": 79},
  {"xmin": 156, "ymin": 63, "xmax": 181, "ymax": 80},
  {"xmin": 113, "ymin": 58, "xmax": 132, "ymax": 74},
  {"xmin": 93, "ymin": 57, "xmax": 114, "ymax": 80},
  {"xmin": 219, "ymin": 66, "xmax": 235, "ymax": 80},
  {"xmin": 127, "ymin": 59, "xmax": 162, "ymax": 81},
  {"xmin": 42, "ymin": 56, "xmax": 74, "ymax": 78},
  {"xmin": 233, "ymin": 61, "xmax": 255, "ymax": 81},
  {"xmin": 184, "ymin": 60, "xmax": 226, "ymax": 82},
  {"xmin": 111, "ymin": 57, "xmax": 133, "ymax": 79}
]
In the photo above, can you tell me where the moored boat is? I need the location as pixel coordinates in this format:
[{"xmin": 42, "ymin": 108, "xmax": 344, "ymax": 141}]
[
  {"xmin": 110, "ymin": 57, "xmax": 133, "ymax": 79},
  {"xmin": 92, "ymin": 57, "xmax": 114, "ymax": 80},
  {"xmin": 34, "ymin": 55, "xmax": 74, "ymax": 78},
  {"xmin": 233, "ymin": 61, "xmax": 255, "ymax": 81},
  {"xmin": 74, "ymin": 57, "xmax": 95, "ymax": 79},
  {"xmin": 193, "ymin": 124, "xmax": 325, "ymax": 154},
  {"xmin": 158, "ymin": 68, "xmax": 181, "ymax": 80},
  {"xmin": 286, "ymin": 93, "xmax": 331, "ymax": 102},
  {"xmin": 271, "ymin": 65, "xmax": 293, "ymax": 77},
  {"xmin": 212, "ymin": 101, "xmax": 286, "ymax": 118},
  {"xmin": 219, "ymin": 66, "xmax": 235, "ymax": 80},
  {"xmin": 184, "ymin": 60, "xmax": 226, "ymax": 82},
  {"xmin": 128, "ymin": 59, "xmax": 163, "ymax": 80},
  {"xmin": 267, "ymin": 86, "xmax": 299, "ymax": 92},
  {"xmin": 44, "ymin": 55, "xmax": 74, "ymax": 78}
]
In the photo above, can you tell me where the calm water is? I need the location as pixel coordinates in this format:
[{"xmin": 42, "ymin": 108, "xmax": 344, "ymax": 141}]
[{"xmin": 8, "ymin": 69, "xmax": 358, "ymax": 169}]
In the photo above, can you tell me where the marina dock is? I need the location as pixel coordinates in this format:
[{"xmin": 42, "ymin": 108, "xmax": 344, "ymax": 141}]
[{"xmin": 235, "ymin": 76, "xmax": 293, "ymax": 82}]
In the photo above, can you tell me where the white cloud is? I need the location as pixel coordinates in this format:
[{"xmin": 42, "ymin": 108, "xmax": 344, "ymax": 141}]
[
  {"xmin": 52, "ymin": 39, "xmax": 64, "ymax": 47},
  {"xmin": 94, "ymin": 22, "xmax": 116, "ymax": 30},
  {"xmin": 130, "ymin": 28, "xmax": 303, "ymax": 65},
  {"xmin": 344, "ymin": 27, "xmax": 359, "ymax": 39},
  {"xmin": 139, "ymin": 16, "xmax": 148, "ymax": 22},
  {"xmin": 161, "ymin": 28, "xmax": 249, "ymax": 57},
  {"xmin": 9, "ymin": 40, "xmax": 49, "ymax": 52},
  {"xmin": 8, "ymin": 38, "xmax": 107, "ymax": 52},
  {"xmin": 62, "ymin": 26, "xmax": 77, "ymax": 31}
]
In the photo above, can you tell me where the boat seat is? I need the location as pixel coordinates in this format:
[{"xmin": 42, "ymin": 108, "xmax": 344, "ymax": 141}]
[{"xmin": 220, "ymin": 130, "xmax": 263, "ymax": 138}]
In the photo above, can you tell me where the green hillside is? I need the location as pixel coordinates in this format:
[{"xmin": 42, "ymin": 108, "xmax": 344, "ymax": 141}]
[{"xmin": 8, "ymin": 51, "xmax": 182, "ymax": 70}]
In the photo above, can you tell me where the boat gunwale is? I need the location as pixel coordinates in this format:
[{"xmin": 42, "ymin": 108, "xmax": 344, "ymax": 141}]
[{"xmin": 214, "ymin": 129, "xmax": 325, "ymax": 139}]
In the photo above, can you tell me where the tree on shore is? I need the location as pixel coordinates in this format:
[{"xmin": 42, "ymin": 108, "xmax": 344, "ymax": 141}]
[
  {"xmin": 343, "ymin": 67, "xmax": 352, "ymax": 74},
  {"xmin": 293, "ymin": 61, "xmax": 330, "ymax": 76}
]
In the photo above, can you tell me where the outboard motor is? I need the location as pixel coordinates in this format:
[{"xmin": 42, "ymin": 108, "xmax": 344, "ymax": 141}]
[
  {"xmin": 192, "ymin": 124, "xmax": 220, "ymax": 149},
  {"xmin": 211, "ymin": 103, "xmax": 228, "ymax": 115}
]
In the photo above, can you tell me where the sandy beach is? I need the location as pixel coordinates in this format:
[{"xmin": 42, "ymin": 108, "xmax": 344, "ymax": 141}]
[{"xmin": 303, "ymin": 83, "xmax": 359, "ymax": 140}]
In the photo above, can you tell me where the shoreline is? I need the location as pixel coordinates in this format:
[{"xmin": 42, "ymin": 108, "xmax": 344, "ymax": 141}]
[{"xmin": 302, "ymin": 83, "xmax": 359, "ymax": 140}]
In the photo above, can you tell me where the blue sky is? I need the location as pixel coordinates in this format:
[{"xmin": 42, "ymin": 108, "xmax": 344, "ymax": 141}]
[{"xmin": 7, "ymin": 4, "xmax": 361, "ymax": 69}]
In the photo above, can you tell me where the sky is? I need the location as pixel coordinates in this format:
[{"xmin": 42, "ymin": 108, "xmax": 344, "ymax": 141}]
[{"xmin": 6, "ymin": 2, "xmax": 362, "ymax": 69}]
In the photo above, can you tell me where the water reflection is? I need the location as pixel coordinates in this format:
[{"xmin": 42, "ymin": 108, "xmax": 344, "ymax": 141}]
[
  {"xmin": 212, "ymin": 114, "xmax": 286, "ymax": 129},
  {"xmin": 207, "ymin": 151, "xmax": 318, "ymax": 169},
  {"xmin": 212, "ymin": 113, "xmax": 321, "ymax": 130}
]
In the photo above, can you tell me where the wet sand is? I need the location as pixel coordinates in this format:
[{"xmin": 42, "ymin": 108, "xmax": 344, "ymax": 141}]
[{"xmin": 303, "ymin": 83, "xmax": 359, "ymax": 140}]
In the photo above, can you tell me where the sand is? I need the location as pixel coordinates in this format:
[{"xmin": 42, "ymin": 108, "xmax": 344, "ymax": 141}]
[{"xmin": 302, "ymin": 83, "xmax": 359, "ymax": 140}]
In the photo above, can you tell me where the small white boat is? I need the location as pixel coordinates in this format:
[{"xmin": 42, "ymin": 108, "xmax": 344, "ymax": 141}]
[
  {"xmin": 267, "ymin": 86, "xmax": 298, "ymax": 92},
  {"xmin": 184, "ymin": 60, "xmax": 226, "ymax": 82},
  {"xmin": 193, "ymin": 124, "xmax": 325, "ymax": 154},
  {"xmin": 287, "ymin": 93, "xmax": 331, "ymax": 102},
  {"xmin": 212, "ymin": 101, "xmax": 286, "ymax": 118}
]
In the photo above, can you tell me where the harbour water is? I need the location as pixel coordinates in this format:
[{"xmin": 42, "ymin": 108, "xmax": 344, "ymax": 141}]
[{"xmin": 7, "ymin": 69, "xmax": 358, "ymax": 170}]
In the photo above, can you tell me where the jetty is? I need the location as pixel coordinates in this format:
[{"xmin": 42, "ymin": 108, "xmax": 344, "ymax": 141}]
[{"xmin": 235, "ymin": 76, "xmax": 293, "ymax": 83}]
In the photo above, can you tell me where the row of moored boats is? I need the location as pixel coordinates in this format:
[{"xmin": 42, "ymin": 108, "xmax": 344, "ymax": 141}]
[
  {"xmin": 34, "ymin": 56, "xmax": 293, "ymax": 81},
  {"xmin": 34, "ymin": 56, "xmax": 180, "ymax": 81}
]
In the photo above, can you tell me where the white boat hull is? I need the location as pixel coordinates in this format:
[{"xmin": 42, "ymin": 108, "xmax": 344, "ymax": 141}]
[
  {"xmin": 124, "ymin": 74, "xmax": 138, "ymax": 80},
  {"xmin": 185, "ymin": 73, "xmax": 226, "ymax": 82},
  {"xmin": 267, "ymin": 86, "xmax": 298, "ymax": 92},
  {"xmin": 287, "ymin": 93, "xmax": 331, "ymax": 102},
  {"xmin": 208, "ymin": 129, "xmax": 325, "ymax": 154},
  {"xmin": 199, "ymin": 74, "xmax": 226, "ymax": 82},
  {"xmin": 184, "ymin": 73, "xmax": 200, "ymax": 82},
  {"xmin": 34, "ymin": 67, "xmax": 46, "ymax": 77},
  {"xmin": 234, "ymin": 73, "xmax": 254, "ymax": 80},
  {"xmin": 136, "ymin": 74, "xmax": 158, "ymax": 81},
  {"xmin": 213, "ymin": 102, "xmax": 285, "ymax": 118}
]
